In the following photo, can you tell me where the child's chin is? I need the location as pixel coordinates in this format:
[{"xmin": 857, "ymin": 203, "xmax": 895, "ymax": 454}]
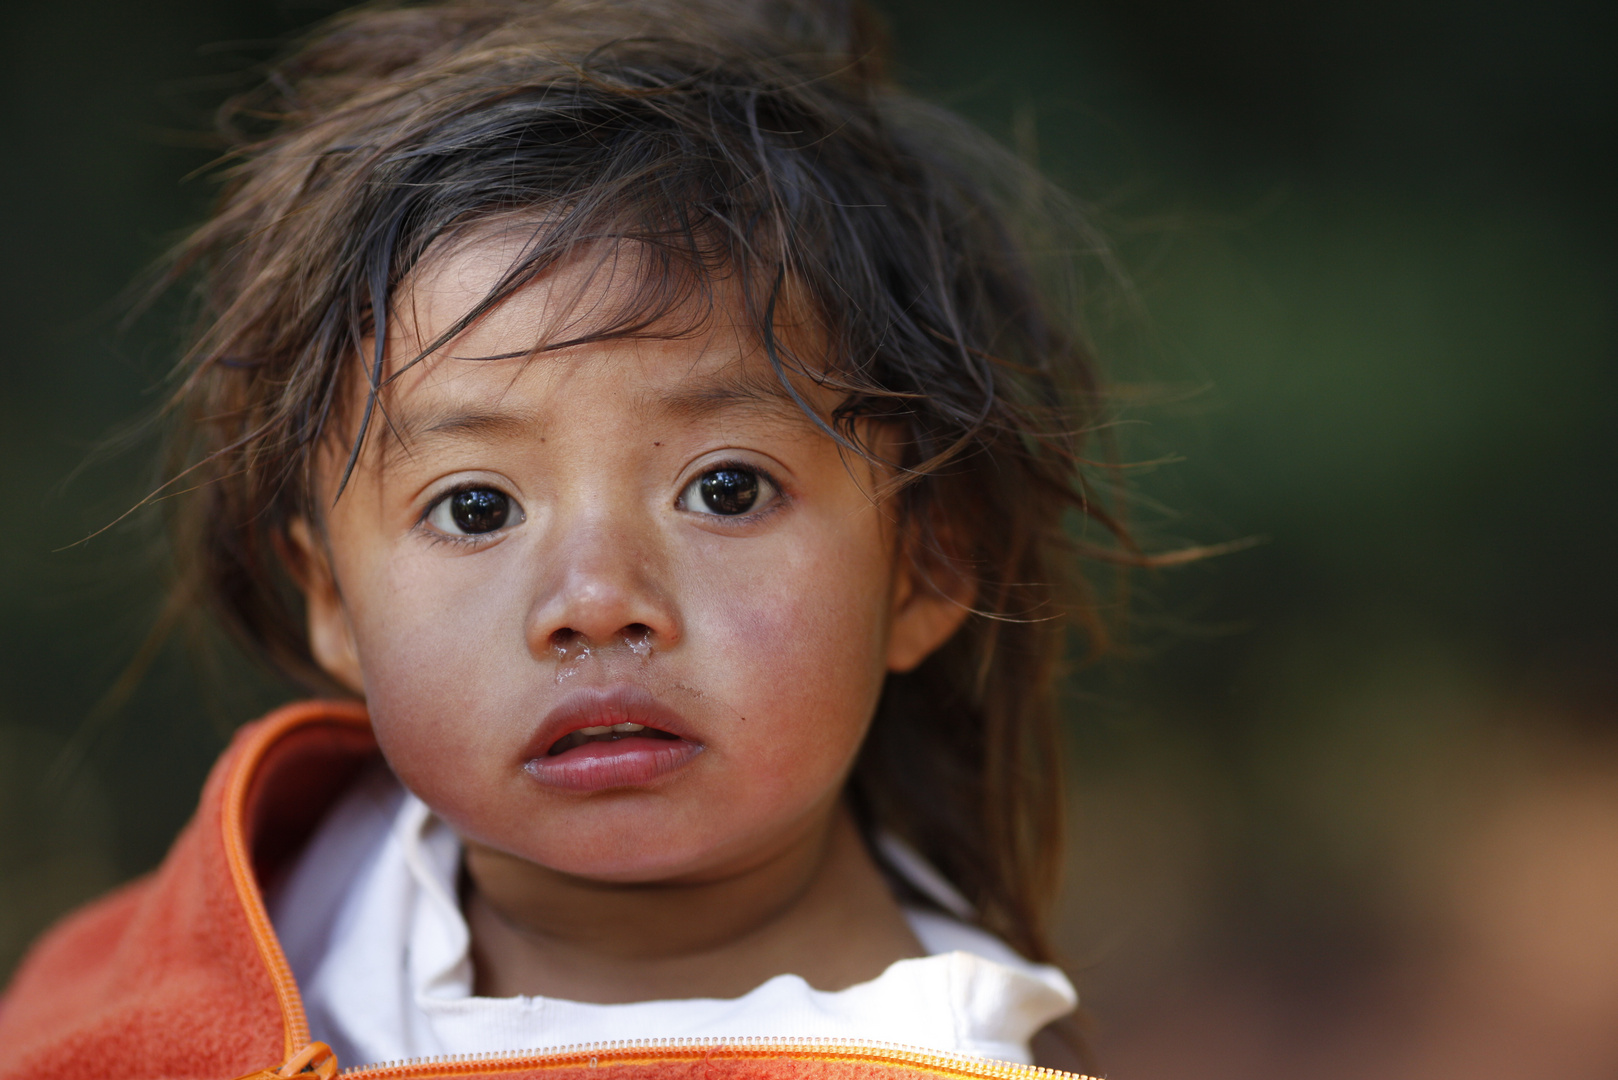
[
  {"xmin": 522, "ymin": 833, "xmax": 736, "ymax": 885},
  {"xmin": 522, "ymin": 736, "xmax": 704, "ymax": 792}
]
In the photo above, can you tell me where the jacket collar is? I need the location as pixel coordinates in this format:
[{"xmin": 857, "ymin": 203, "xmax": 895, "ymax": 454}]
[{"xmin": 219, "ymin": 700, "xmax": 379, "ymax": 1061}]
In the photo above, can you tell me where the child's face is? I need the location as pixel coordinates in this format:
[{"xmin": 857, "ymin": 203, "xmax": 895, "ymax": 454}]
[{"xmin": 296, "ymin": 242, "xmax": 968, "ymax": 883}]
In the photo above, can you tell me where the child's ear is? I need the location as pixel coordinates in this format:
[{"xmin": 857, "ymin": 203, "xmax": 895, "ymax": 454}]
[
  {"xmin": 283, "ymin": 517, "xmax": 366, "ymax": 695},
  {"xmin": 885, "ymin": 542, "xmax": 975, "ymax": 673}
]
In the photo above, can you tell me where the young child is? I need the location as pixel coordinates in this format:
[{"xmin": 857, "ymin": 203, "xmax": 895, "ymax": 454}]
[{"xmin": 0, "ymin": 2, "xmax": 1129, "ymax": 1077}]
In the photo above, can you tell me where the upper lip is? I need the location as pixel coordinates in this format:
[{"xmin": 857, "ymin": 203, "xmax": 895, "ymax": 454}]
[{"xmin": 523, "ymin": 685, "xmax": 698, "ymax": 759}]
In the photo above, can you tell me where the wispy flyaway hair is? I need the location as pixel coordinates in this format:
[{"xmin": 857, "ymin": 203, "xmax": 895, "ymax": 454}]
[{"xmin": 160, "ymin": 0, "xmax": 1133, "ymax": 967}]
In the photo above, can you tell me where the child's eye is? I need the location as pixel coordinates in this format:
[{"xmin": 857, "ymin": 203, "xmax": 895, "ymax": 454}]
[
  {"xmin": 426, "ymin": 487, "xmax": 522, "ymax": 536},
  {"xmin": 679, "ymin": 466, "xmax": 776, "ymax": 517}
]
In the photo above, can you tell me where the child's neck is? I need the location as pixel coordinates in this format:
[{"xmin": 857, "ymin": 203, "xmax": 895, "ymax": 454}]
[{"xmin": 462, "ymin": 803, "xmax": 924, "ymax": 1002}]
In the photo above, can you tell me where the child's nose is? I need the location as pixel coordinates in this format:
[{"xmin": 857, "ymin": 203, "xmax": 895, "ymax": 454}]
[{"xmin": 524, "ymin": 523, "xmax": 680, "ymax": 661}]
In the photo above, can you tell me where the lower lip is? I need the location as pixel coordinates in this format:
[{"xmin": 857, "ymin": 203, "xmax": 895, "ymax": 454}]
[{"xmin": 523, "ymin": 737, "xmax": 703, "ymax": 792}]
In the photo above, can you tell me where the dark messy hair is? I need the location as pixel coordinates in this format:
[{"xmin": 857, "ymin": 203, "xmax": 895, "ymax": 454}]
[{"xmin": 159, "ymin": 0, "xmax": 1136, "ymax": 969}]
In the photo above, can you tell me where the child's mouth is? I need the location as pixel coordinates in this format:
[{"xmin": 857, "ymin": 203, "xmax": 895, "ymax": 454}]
[
  {"xmin": 523, "ymin": 686, "xmax": 703, "ymax": 792},
  {"xmin": 545, "ymin": 722, "xmax": 681, "ymax": 755}
]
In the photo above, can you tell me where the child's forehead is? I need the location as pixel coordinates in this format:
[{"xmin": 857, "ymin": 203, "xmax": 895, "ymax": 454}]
[
  {"xmin": 393, "ymin": 228, "xmax": 815, "ymax": 375},
  {"xmin": 392, "ymin": 230, "xmax": 712, "ymax": 359},
  {"xmin": 367, "ymin": 236, "xmax": 832, "ymax": 453}
]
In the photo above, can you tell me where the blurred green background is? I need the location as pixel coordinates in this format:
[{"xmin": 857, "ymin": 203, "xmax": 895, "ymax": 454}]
[{"xmin": 2, "ymin": 1, "xmax": 1614, "ymax": 1076}]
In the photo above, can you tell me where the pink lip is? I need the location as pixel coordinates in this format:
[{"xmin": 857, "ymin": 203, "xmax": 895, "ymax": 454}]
[{"xmin": 522, "ymin": 685, "xmax": 704, "ymax": 793}]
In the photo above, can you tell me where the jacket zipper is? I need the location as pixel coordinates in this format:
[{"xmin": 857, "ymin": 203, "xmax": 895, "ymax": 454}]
[
  {"xmin": 223, "ymin": 708, "xmax": 1099, "ymax": 1080},
  {"xmin": 334, "ymin": 1036, "xmax": 1098, "ymax": 1079}
]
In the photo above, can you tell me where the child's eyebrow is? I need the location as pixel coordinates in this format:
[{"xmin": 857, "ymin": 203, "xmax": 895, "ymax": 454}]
[
  {"xmin": 381, "ymin": 406, "xmax": 544, "ymax": 463},
  {"xmin": 649, "ymin": 368, "xmax": 813, "ymax": 424}
]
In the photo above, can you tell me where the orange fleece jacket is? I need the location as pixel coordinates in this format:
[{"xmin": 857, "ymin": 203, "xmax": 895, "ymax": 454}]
[{"xmin": 0, "ymin": 702, "xmax": 1083, "ymax": 1080}]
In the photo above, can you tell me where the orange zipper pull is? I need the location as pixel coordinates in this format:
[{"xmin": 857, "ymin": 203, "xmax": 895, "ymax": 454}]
[{"xmin": 232, "ymin": 1041, "xmax": 337, "ymax": 1080}]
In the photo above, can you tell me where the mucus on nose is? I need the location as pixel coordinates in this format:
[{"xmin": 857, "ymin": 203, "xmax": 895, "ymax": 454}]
[
  {"xmin": 624, "ymin": 625, "xmax": 653, "ymax": 659},
  {"xmin": 549, "ymin": 626, "xmax": 653, "ymax": 667}
]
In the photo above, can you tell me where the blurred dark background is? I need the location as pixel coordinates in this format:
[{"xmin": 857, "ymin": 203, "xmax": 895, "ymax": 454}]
[{"xmin": 2, "ymin": 2, "xmax": 1615, "ymax": 1076}]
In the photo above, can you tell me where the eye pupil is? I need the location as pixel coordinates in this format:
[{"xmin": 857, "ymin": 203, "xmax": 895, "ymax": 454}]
[
  {"xmin": 450, "ymin": 489, "xmax": 510, "ymax": 533},
  {"xmin": 699, "ymin": 469, "xmax": 759, "ymax": 515}
]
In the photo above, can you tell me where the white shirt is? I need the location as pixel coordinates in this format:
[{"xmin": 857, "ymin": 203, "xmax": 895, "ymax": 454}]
[{"xmin": 268, "ymin": 765, "xmax": 1076, "ymax": 1070}]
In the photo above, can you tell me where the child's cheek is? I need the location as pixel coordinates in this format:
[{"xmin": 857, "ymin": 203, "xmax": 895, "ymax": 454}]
[
  {"xmin": 688, "ymin": 530, "xmax": 893, "ymax": 778},
  {"xmin": 347, "ymin": 551, "xmax": 534, "ymax": 804}
]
